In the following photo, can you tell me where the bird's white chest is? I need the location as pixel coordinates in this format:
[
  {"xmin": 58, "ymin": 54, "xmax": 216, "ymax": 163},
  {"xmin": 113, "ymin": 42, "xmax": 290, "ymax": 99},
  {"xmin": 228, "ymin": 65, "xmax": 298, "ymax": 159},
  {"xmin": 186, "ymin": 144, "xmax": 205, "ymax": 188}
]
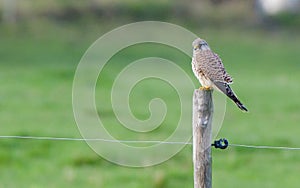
[
  {"xmin": 192, "ymin": 58, "xmax": 214, "ymax": 87},
  {"xmin": 198, "ymin": 74, "xmax": 214, "ymax": 87}
]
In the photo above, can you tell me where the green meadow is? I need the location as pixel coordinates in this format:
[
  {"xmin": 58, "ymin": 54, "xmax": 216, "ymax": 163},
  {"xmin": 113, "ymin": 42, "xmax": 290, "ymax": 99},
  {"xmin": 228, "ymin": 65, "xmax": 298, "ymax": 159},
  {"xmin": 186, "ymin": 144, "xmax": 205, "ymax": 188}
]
[{"xmin": 1, "ymin": 21, "xmax": 300, "ymax": 188}]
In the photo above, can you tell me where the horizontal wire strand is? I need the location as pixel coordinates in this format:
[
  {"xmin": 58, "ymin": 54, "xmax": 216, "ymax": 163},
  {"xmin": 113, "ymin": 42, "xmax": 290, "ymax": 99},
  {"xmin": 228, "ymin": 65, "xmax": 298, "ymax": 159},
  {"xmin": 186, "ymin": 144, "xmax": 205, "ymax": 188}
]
[
  {"xmin": 229, "ymin": 143, "xmax": 300, "ymax": 150},
  {"xmin": 0, "ymin": 135, "xmax": 192, "ymax": 145},
  {"xmin": 1, "ymin": 135, "xmax": 300, "ymax": 150}
]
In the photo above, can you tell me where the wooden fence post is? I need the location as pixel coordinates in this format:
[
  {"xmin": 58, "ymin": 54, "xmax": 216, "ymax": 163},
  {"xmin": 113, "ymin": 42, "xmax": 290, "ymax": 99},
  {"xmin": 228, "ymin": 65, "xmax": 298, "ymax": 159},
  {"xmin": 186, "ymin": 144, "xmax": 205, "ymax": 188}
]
[{"xmin": 193, "ymin": 89, "xmax": 213, "ymax": 188}]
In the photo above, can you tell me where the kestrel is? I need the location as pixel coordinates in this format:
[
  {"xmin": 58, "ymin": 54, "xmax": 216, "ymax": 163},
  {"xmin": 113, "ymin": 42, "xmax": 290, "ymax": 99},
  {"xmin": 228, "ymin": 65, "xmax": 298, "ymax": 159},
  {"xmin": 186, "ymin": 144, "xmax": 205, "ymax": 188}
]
[{"xmin": 192, "ymin": 38, "xmax": 248, "ymax": 112}]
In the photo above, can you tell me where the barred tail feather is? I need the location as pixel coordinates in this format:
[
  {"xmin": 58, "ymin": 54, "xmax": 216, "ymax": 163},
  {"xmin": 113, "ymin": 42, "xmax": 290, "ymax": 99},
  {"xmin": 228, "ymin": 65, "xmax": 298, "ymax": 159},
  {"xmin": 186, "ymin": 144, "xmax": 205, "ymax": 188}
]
[
  {"xmin": 213, "ymin": 81, "xmax": 248, "ymax": 112},
  {"xmin": 234, "ymin": 99, "xmax": 248, "ymax": 112}
]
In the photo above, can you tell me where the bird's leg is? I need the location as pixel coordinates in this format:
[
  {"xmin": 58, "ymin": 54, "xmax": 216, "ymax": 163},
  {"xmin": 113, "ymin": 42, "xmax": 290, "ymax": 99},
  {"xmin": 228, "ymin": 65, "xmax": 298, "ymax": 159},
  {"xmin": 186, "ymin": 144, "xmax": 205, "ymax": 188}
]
[{"xmin": 200, "ymin": 86, "xmax": 213, "ymax": 90}]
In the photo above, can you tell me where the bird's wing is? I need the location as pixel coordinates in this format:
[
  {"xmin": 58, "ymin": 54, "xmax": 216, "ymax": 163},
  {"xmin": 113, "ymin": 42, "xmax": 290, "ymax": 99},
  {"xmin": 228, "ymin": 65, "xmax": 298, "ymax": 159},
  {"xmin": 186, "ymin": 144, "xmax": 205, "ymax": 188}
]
[{"xmin": 195, "ymin": 51, "xmax": 233, "ymax": 84}]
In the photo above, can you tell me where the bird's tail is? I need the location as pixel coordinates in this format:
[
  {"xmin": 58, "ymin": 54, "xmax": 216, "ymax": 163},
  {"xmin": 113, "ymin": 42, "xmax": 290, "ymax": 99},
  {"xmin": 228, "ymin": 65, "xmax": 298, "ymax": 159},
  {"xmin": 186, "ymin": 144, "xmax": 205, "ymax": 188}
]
[
  {"xmin": 213, "ymin": 81, "xmax": 248, "ymax": 112},
  {"xmin": 232, "ymin": 96, "xmax": 248, "ymax": 112}
]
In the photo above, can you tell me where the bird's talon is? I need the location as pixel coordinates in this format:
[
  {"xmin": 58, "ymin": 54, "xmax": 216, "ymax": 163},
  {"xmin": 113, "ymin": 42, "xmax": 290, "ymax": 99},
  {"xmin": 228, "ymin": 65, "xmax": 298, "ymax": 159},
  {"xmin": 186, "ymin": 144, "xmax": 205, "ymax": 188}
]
[{"xmin": 200, "ymin": 86, "xmax": 212, "ymax": 90}]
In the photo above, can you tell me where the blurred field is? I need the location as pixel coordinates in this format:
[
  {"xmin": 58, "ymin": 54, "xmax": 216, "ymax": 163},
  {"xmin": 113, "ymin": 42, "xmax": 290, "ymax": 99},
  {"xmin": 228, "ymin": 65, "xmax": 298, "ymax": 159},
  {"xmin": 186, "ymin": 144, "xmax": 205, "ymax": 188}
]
[{"xmin": 1, "ymin": 1, "xmax": 300, "ymax": 188}]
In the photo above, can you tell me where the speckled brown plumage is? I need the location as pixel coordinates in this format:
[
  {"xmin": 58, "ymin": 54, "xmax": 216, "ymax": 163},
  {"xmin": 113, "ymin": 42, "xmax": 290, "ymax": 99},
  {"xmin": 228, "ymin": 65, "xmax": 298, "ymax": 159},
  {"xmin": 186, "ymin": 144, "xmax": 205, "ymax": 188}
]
[
  {"xmin": 193, "ymin": 50, "xmax": 233, "ymax": 84},
  {"xmin": 192, "ymin": 38, "xmax": 248, "ymax": 112}
]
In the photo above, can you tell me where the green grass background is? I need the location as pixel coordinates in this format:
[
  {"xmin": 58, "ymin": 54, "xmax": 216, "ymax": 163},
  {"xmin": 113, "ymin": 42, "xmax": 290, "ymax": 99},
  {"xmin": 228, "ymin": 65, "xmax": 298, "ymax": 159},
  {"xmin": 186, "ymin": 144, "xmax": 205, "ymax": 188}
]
[{"xmin": 1, "ymin": 17, "xmax": 300, "ymax": 188}]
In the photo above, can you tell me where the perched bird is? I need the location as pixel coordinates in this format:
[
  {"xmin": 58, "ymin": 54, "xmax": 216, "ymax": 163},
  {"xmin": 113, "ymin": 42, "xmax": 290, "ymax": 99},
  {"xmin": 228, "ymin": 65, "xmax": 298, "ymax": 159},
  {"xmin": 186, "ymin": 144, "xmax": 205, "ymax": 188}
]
[{"xmin": 192, "ymin": 38, "xmax": 248, "ymax": 112}]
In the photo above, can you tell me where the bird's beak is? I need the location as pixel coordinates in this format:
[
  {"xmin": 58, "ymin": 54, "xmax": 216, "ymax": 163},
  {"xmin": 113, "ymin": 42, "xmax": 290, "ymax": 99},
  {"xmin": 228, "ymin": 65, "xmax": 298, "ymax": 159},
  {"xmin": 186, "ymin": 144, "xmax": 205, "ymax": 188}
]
[{"xmin": 193, "ymin": 45, "xmax": 199, "ymax": 50}]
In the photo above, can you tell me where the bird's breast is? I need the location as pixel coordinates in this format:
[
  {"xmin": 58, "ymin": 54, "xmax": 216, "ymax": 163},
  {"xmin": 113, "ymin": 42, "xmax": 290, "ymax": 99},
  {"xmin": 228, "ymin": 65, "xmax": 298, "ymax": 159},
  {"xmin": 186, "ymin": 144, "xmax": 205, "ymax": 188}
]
[
  {"xmin": 198, "ymin": 74, "xmax": 214, "ymax": 87},
  {"xmin": 192, "ymin": 58, "xmax": 213, "ymax": 87}
]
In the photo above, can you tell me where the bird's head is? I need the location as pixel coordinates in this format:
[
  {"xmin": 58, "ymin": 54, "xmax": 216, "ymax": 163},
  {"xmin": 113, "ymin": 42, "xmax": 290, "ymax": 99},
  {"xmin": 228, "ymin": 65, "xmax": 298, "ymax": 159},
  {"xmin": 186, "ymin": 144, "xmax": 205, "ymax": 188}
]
[{"xmin": 192, "ymin": 38, "xmax": 210, "ymax": 51}]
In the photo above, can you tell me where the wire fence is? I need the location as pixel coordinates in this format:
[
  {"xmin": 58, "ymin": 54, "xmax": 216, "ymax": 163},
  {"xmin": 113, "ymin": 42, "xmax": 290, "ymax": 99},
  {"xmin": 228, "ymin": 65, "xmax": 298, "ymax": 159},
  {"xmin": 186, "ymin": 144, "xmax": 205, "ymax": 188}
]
[
  {"xmin": 0, "ymin": 135, "xmax": 191, "ymax": 145},
  {"xmin": 229, "ymin": 143, "xmax": 300, "ymax": 150},
  {"xmin": 1, "ymin": 135, "xmax": 300, "ymax": 150}
]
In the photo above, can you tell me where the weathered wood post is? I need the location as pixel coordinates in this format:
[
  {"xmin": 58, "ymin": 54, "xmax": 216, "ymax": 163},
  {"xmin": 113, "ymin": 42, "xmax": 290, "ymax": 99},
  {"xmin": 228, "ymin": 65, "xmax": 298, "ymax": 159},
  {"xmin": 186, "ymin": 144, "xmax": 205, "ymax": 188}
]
[{"xmin": 193, "ymin": 89, "xmax": 213, "ymax": 188}]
